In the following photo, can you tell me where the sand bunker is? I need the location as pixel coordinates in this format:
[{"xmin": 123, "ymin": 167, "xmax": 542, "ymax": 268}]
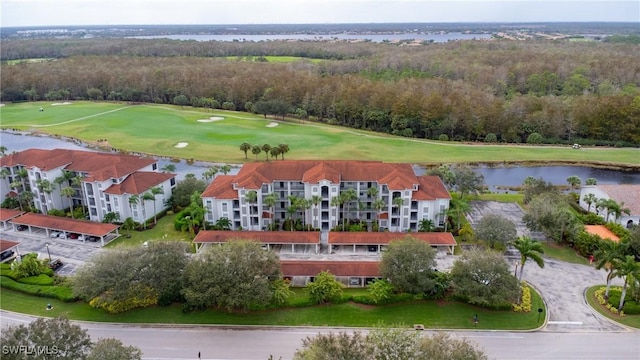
[
  {"xmin": 175, "ymin": 142, "xmax": 189, "ymax": 148},
  {"xmin": 197, "ymin": 116, "xmax": 224, "ymax": 123},
  {"xmin": 266, "ymin": 122, "xmax": 279, "ymax": 128},
  {"xmin": 0, "ymin": 104, "xmax": 5, "ymax": 107},
  {"xmin": 51, "ymin": 102, "xmax": 73, "ymax": 106}
]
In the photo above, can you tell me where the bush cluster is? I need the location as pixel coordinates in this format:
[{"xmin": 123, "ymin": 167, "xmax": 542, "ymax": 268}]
[
  {"xmin": 512, "ymin": 283, "xmax": 532, "ymax": 313},
  {"xmin": 605, "ymin": 288, "xmax": 640, "ymax": 315},
  {"xmin": 0, "ymin": 276, "xmax": 76, "ymax": 302}
]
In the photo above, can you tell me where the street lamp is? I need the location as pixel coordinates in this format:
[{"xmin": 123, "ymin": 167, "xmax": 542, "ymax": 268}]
[
  {"xmin": 45, "ymin": 243, "xmax": 52, "ymax": 262},
  {"xmin": 514, "ymin": 262, "xmax": 519, "ymax": 277}
]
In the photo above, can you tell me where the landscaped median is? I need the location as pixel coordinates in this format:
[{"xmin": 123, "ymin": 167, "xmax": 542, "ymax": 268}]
[
  {"xmin": 585, "ymin": 286, "xmax": 640, "ymax": 329},
  {"xmin": 0, "ymin": 281, "xmax": 546, "ymax": 330}
]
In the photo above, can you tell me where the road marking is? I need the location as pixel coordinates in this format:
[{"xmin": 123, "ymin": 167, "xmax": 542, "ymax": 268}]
[{"xmin": 548, "ymin": 321, "xmax": 583, "ymax": 325}]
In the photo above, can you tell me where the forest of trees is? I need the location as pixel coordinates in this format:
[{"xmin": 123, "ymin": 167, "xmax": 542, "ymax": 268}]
[{"xmin": 1, "ymin": 38, "xmax": 639, "ymax": 146}]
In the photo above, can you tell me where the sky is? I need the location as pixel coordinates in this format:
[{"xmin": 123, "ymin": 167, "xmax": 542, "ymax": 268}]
[{"xmin": 1, "ymin": 0, "xmax": 638, "ymax": 27}]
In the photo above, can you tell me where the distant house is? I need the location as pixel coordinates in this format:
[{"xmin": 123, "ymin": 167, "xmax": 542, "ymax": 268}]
[
  {"xmin": 0, "ymin": 149, "xmax": 176, "ymax": 223},
  {"xmin": 579, "ymin": 184, "xmax": 639, "ymax": 228},
  {"xmin": 201, "ymin": 160, "xmax": 451, "ymax": 232}
]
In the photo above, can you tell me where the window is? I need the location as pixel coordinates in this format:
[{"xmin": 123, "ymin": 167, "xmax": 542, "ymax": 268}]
[
  {"xmin": 105, "ymin": 194, "xmax": 110, "ymax": 201},
  {"xmin": 312, "ymin": 186, "xmax": 318, "ymax": 193},
  {"xmin": 423, "ymin": 206, "xmax": 429, "ymax": 215},
  {"xmin": 222, "ymin": 203, "xmax": 228, "ymax": 212},
  {"xmin": 114, "ymin": 198, "xmax": 118, "ymax": 207},
  {"xmin": 152, "ymin": 163, "xmax": 157, "ymax": 170},
  {"xmin": 170, "ymin": 178, "xmax": 176, "ymax": 186}
]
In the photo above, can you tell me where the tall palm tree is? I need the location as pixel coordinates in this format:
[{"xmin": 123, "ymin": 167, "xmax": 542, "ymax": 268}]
[
  {"xmin": 392, "ymin": 196, "xmax": 404, "ymax": 232},
  {"xmin": 219, "ymin": 164, "xmax": 232, "ymax": 175},
  {"xmin": 278, "ymin": 144, "xmax": 289, "ymax": 160},
  {"xmin": 373, "ymin": 198, "xmax": 385, "ymax": 231},
  {"xmin": 0, "ymin": 168, "xmax": 10, "ymax": 190},
  {"xmin": 367, "ymin": 186, "xmax": 378, "ymax": 199},
  {"xmin": 245, "ymin": 190, "xmax": 258, "ymax": 230},
  {"xmin": 611, "ymin": 255, "xmax": 640, "ymax": 312},
  {"xmin": 10, "ymin": 180, "xmax": 24, "ymax": 210},
  {"xmin": 128, "ymin": 194, "xmax": 139, "ymax": 222},
  {"xmin": 54, "ymin": 175, "xmax": 66, "ymax": 207},
  {"xmin": 448, "ymin": 197, "xmax": 471, "ymax": 231},
  {"xmin": 36, "ymin": 179, "xmax": 54, "ymax": 212},
  {"xmin": 261, "ymin": 144, "xmax": 272, "ymax": 161},
  {"xmin": 566, "ymin": 175, "xmax": 581, "ymax": 192},
  {"xmin": 0, "ymin": 145, "xmax": 7, "ymax": 157},
  {"xmin": 269, "ymin": 146, "xmax": 281, "ymax": 160},
  {"xmin": 610, "ymin": 201, "xmax": 631, "ymax": 222},
  {"xmin": 583, "ymin": 193, "xmax": 597, "ymax": 213},
  {"xmin": 72, "ymin": 174, "xmax": 86, "ymax": 216},
  {"xmin": 330, "ymin": 195, "xmax": 345, "ymax": 231},
  {"xmin": 61, "ymin": 186, "xmax": 75, "ymax": 218},
  {"xmin": 512, "ymin": 236, "xmax": 545, "ymax": 282},
  {"xmin": 310, "ymin": 195, "xmax": 322, "ymax": 229},
  {"xmin": 585, "ymin": 178, "xmax": 598, "ymax": 186},
  {"xmin": 16, "ymin": 168, "xmax": 28, "ymax": 192},
  {"xmin": 594, "ymin": 240, "xmax": 628, "ymax": 298},
  {"xmin": 150, "ymin": 186, "xmax": 164, "ymax": 225},
  {"xmin": 251, "ymin": 145, "xmax": 261, "ymax": 160},
  {"xmin": 263, "ymin": 193, "xmax": 278, "ymax": 230},
  {"xmin": 140, "ymin": 192, "xmax": 155, "ymax": 229},
  {"xmin": 239, "ymin": 142, "xmax": 251, "ymax": 159},
  {"xmin": 341, "ymin": 189, "xmax": 358, "ymax": 229},
  {"xmin": 203, "ymin": 166, "xmax": 218, "ymax": 182}
]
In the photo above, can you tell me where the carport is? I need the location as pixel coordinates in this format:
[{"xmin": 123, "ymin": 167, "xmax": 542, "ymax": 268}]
[
  {"xmin": 280, "ymin": 260, "xmax": 381, "ymax": 287},
  {"xmin": 0, "ymin": 239, "xmax": 21, "ymax": 263},
  {"xmin": 9, "ymin": 213, "xmax": 120, "ymax": 247},
  {"xmin": 193, "ymin": 230, "xmax": 321, "ymax": 253},
  {"xmin": 0, "ymin": 208, "xmax": 25, "ymax": 231},
  {"xmin": 329, "ymin": 232, "xmax": 457, "ymax": 254}
]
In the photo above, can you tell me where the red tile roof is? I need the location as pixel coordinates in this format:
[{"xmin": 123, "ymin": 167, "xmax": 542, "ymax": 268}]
[
  {"xmin": 231, "ymin": 161, "xmax": 419, "ymax": 190},
  {"xmin": 11, "ymin": 213, "xmax": 119, "ymax": 236},
  {"xmin": 281, "ymin": 260, "xmax": 380, "ymax": 277},
  {"xmin": 201, "ymin": 175, "xmax": 238, "ymax": 199},
  {"xmin": 193, "ymin": 230, "xmax": 320, "ymax": 244},
  {"xmin": 584, "ymin": 225, "xmax": 620, "ymax": 242},
  {"xmin": 0, "ymin": 239, "xmax": 20, "ymax": 253},
  {"xmin": 597, "ymin": 185, "xmax": 640, "ymax": 216},
  {"xmin": 329, "ymin": 232, "xmax": 457, "ymax": 246},
  {"xmin": 413, "ymin": 176, "xmax": 451, "ymax": 200},
  {"xmin": 103, "ymin": 172, "xmax": 174, "ymax": 195},
  {"xmin": 0, "ymin": 149, "xmax": 157, "ymax": 181},
  {"xmin": 0, "ymin": 208, "xmax": 25, "ymax": 222}
]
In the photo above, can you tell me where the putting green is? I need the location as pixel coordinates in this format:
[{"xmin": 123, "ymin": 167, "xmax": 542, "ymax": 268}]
[{"xmin": 0, "ymin": 101, "xmax": 637, "ymax": 166}]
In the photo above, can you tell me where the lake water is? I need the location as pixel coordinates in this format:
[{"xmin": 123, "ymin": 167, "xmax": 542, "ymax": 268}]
[
  {"xmin": 1, "ymin": 131, "xmax": 637, "ymax": 188},
  {"xmin": 129, "ymin": 32, "xmax": 492, "ymax": 43}
]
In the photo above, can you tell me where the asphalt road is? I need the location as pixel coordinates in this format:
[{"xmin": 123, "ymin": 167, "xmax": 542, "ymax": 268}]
[{"xmin": 1, "ymin": 311, "xmax": 638, "ymax": 360}]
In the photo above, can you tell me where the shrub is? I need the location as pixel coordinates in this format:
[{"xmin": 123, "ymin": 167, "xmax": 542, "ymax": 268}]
[
  {"xmin": 89, "ymin": 285, "xmax": 158, "ymax": 314},
  {"xmin": 18, "ymin": 274, "xmax": 55, "ymax": 286},
  {"xmin": 438, "ymin": 134, "xmax": 449, "ymax": 141},
  {"xmin": 0, "ymin": 276, "xmax": 76, "ymax": 302},
  {"xmin": 512, "ymin": 283, "xmax": 532, "ymax": 313},
  {"xmin": 526, "ymin": 132, "xmax": 543, "ymax": 144},
  {"xmin": 484, "ymin": 133, "xmax": 497, "ymax": 143},
  {"xmin": 607, "ymin": 288, "xmax": 640, "ymax": 315}
]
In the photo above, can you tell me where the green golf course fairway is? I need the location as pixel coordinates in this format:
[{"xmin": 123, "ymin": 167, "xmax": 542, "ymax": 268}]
[{"xmin": 1, "ymin": 101, "xmax": 637, "ymax": 165}]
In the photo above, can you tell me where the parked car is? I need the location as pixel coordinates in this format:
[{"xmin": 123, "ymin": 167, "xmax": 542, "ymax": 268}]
[
  {"xmin": 0, "ymin": 250, "xmax": 15, "ymax": 261},
  {"xmin": 87, "ymin": 236, "xmax": 100, "ymax": 242},
  {"xmin": 69, "ymin": 233, "xmax": 79, "ymax": 239},
  {"xmin": 16, "ymin": 225, "xmax": 27, "ymax": 231},
  {"xmin": 58, "ymin": 232, "xmax": 68, "ymax": 239},
  {"xmin": 50, "ymin": 231, "xmax": 62, "ymax": 238},
  {"xmin": 48, "ymin": 259, "xmax": 63, "ymax": 271}
]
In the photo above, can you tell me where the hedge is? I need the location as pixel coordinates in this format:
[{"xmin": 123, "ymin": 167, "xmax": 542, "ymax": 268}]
[
  {"xmin": 0, "ymin": 276, "xmax": 76, "ymax": 302},
  {"xmin": 17, "ymin": 274, "xmax": 55, "ymax": 286}
]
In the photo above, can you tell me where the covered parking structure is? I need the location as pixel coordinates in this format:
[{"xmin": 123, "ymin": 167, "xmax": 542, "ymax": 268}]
[
  {"xmin": 0, "ymin": 209, "xmax": 25, "ymax": 231},
  {"xmin": 9, "ymin": 213, "xmax": 120, "ymax": 247},
  {"xmin": 329, "ymin": 232, "xmax": 457, "ymax": 255},
  {"xmin": 193, "ymin": 230, "xmax": 321, "ymax": 254},
  {"xmin": 0, "ymin": 239, "xmax": 21, "ymax": 263},
  {"xmin": 281, "ymin": 260, "xmax": 381, "ymax": 287}
]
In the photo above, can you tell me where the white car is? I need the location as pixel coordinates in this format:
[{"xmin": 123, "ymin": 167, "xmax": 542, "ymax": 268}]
[
  {"xmin": 50, "ymin": 231, "xmax": 62, "ymax": 238},
  {"xmin": 58, "ymin": 233, "xmax": 67, "ymax": 239}
]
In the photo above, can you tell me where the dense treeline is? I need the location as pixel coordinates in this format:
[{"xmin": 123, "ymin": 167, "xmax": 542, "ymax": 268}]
[{"xmin": 1, "ymin": 38, "xmax": 639, "ymax": 145}]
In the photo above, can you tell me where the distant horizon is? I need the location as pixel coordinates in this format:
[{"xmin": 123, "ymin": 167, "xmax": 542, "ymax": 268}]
[
  {"xmin": 2, "ymin": 20, "xmax": 638, "ymax": 30},
  {"xmin": 2, "ymin": 1, "xmax": 637, "ymax": 28}
]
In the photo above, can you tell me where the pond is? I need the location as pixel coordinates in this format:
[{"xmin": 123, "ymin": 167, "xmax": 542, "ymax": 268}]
[{"xmin": 2, "ymin": 131, "xmax": 637, "ymax": 188}]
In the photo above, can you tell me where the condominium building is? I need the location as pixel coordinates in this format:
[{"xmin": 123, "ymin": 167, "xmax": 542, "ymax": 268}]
[
  {"xmin": 0, "ymin": 149, "xmax": 175, "ymax": 223},
  {"xmin": 201, "ymin": 160, "xmax": 450, "ymax": 232}
]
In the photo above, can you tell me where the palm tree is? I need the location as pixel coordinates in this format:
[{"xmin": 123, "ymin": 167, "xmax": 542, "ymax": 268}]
[
  {"xmin": 215, "ymin": 217, "xmax": 231, "ymax": 230},
  {"xmin": 331, "ymin": 195, "xmax": 346, "ymax": 231},
  {"xmin": 54, "ymin": 175, "xmax": 66, "ymax": 207},
  {"xmin": 61, "ymin": 186, "xmax": 76, "ymax": 218},
  {"xmin": 36, "ymin": 179, "xmax": 54, "ymax": 213},
  {"xmin": 418, "ymin": 219, "xmax": 434, "ymax": 232},
  {"xmin": 594, "ymin": 240, "xmax": 628, "ymax": 298},
  {"xmin": 140, "ymin": 192, "xmax": 155, "ymax": 229},
  {"xmin": 611, "ymin": 255, "xmax": 640, "ymax": 312},
  {"xmin": 278, "ymin": 144, "xmax": 289, "ymax": 160},
  {"xmin": 128, "ymin": 194, "xmax": 139, "ymax": 222},
  {"xmin": 286, "ymin": 195, "xmax": 301, "ymax": 231},
  {"xmin": 585, "ymin": 177, "xmax": 598, "ymax": 186},
  {"xmin": 0, "ymin": 168, "xmax": 10, "ymax": 190},
  {"xmin": 0, "ymin": 145, "xmax": 7, "ymax": 157},
  {"xmin": 149, "ymin": 186, "xmax": 164, "ymax": 225},
  {"xmin": 263, "ymin": 193, "xmax": 278, "ymax": 230},
  {"xmin": 262, "ymin": 144, "xmax": 272, "ymax": 161},
  {"xmin": 219, "ymin": 164, "xmax": 232, "ymax": 175},
  {"xmin": 448, "ymin": 197, "xmax": 471, "ymax": 231},
  {"xmin": 610, "ymin": 201, "xmax": 631, "ymax": 222},
  {"xmin": 310, "ymin": 195, "xmax": 322, "ymax": 229},
  {"xmin": 372, "ymin": 198, "xmax": 386, "ymax": 231},
  {"xmin": 583, "ymin": 193, "xmax": 597, "ymax": 212},
  {"xmin": 512, "ymin": 236, "xmax": 545, "ymax": 282},
  {"xmin": 566, "ymin": 175, "xmax": 581, "ymax": 192},
  {"xmin": 19, "ymin": 191, "xmax": 34, "ymax": 212},
  {"xmin": 392, "ymin": 196, "xmax": 404, "ymax": 232},
  {"xmin": 72, "ymin": 175, "xmax": 86, "ymax": 216},
  {"xmin": 367, "ymin": 186, "xmax": 378, "ymax": 199},
  {"xmin": 203, "ymin": 166, "xmax": 218, "ymax": 182},
  {"xmin": 239, "ymin": 142, "xmax": 252, "ymax": 159},
  {"xmin": 245, "ymin": 190, "xmax": 258, "ymax": 230},
  {"xmin": 16, "ymin": 168, "xmax": 28, "ymax": 192},
  {"xmin": 251, "ymin": 145, "xmax": 261, "ymax": 160},
  {"xmin": 270, "ymin": 146, "xmax": 281, "ymax": 160},
  {"xmin": 341, "ymin": 189, "xmax": 358, "ymax": 229},
  {"xmin": 161, "ymin": 164, "xmax": 176, "ymax": 173}
]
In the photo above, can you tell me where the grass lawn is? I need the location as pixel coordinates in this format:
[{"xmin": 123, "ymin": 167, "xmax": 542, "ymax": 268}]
[
  {"xmin": 1, "ymin": 101, "xmax": 637, "ymax": 166},
  {"xmin": 541, "ymin": 242, "xmax": 589, "ymax": 265},
  {"xmin": 585, "ymin": 286, "xmax": 640, "ymax": 329},
  {"xmin": 475, "ymin": 192, "xmax": 524, "ymax": 205},
  {"xmin": 0, "ymin": 287, "xmax": 545, "ymax": 330},
  {"xmin": 106, "ymin": 214, "xmax": 194, "ymax": 249}
]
